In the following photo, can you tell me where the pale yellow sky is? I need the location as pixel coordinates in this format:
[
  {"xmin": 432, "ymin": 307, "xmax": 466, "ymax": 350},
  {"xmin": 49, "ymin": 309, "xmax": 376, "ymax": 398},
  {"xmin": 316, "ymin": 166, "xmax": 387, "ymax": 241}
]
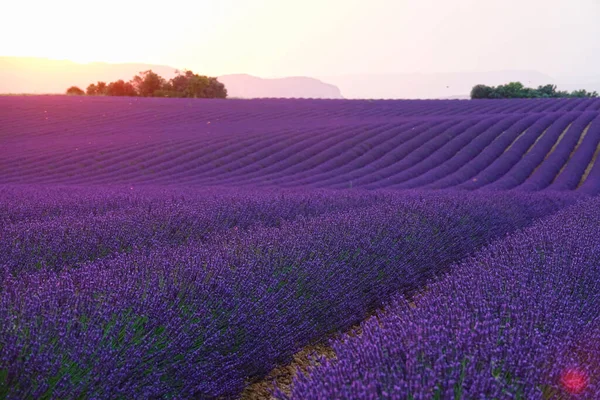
[{"xmin": 2, "ymin": 0, "xmax": 599, "ymax": 79}]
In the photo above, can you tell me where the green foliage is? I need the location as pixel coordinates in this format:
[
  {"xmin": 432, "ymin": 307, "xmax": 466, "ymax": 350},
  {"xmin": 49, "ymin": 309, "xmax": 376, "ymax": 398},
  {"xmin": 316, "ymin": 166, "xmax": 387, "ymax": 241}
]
[
  {"xmin": 85, "ymin": 83, "xmax": 97, "ymax": 96},
  {"xmin": 495, "ymin": 81, "xmax": 529, "ymax": 98},
  {"xmin": 470, "ymin": 81, "xmax": 598, "ymax": 99},
  {"xmin": 470, "ymin": 84, "xmax": 494, "ymax": 99},
  {"xmin": 96, "ymin": 82, "xmax": 107, "ymax": 95},
  {"xmin": 162, "ymin": 70, "xmax": 227, "ymax": 98},
  {"xmin": 536, "ymin": 84, "xmax": 560, "ymax": 98},
  {"xmin": 131, "ymin": 70, "xmax": 165, "ymax": 97},
  {"xmin": 570, "ymin": 88, "xmax": 599, "ymax": 98},
  {"xmin": 105, "ymin": 79, "xmax": 136, "ymax": 97},
  {"xmin": 65, "ymin": 86, "xmax": 85, "ymax": 96},
  {"xmin": 85, "ymin": 82, "xmax": 107, "ymax": 96},
  {"xmin": 75, "ymin": 69, "xmax": 228, "ymax": 99}
]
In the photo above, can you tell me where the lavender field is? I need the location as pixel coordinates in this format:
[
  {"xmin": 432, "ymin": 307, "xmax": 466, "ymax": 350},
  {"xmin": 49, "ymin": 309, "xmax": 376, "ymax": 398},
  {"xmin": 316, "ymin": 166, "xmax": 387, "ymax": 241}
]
[{"xmin": 1, "ymin": 96, "xmax": 600, "ymax": 399}]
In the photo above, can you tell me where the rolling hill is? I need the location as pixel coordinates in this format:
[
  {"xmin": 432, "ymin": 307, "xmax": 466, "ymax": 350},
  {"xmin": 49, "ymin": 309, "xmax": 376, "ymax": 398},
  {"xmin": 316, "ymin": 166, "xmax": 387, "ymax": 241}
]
[
  {"xmin": 217, "ymin": 74, "xmax": 343, "ymax": 99},
  {"xmin": 2, "ymin": 96, "xmax": 600, "ymax": 399},
  {"xmin": 0, "ymin": 57, "xmax": 343, "ymax": 98},
  {"xmin": 1, "ymin": 96, "xmax": 600, "ymax": 193}
]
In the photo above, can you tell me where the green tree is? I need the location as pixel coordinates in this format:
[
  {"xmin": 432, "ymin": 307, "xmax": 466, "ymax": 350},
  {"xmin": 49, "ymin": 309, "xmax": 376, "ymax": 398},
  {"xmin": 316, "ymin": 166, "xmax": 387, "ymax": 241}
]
[
  {"xmin": 495, "ymin": 82, "xmax": 529, "ymax": 99},
  {"xmin": 66, "ymin": 86, "xmax": 85, "ymax": 95},
  {"xmin": 204, "ymin": 77, "xmax": 227, "ymax": 98},
  {"xmin": 186, "ymin": 75, "xmax": 210, "ymax": 98},
  {"xmin": 155, "ymin": 70, "xmax": 227, "ymax": 98},
  {"xmin": 79, "ymin": 69, "xmax": 227, "ymax": 99},
  {"xmin": 470, "ymin": 82, "xmax": 597, "ymax": 99},
  {"xmin": 86, "ymin": 84, "xmax": 98, "ymax": 95},
  {"xmin": 170, "ymin": 70, "xmax": 195, "ymax": 94},
  {"xmin": 536, "ymin": 84, "xmax": 558, "ymax": 98},
  {"xmin": 470, "ymin": 84, "xmax": 494, "ymax": 99},
  {"xmin": 131, "ymin": 70, "xmax": 165, "ymax": 97},
  {"xmin": 106, "ymin": 80, "xmax": 137, "ymax": 96},
  {"xmin": 570, "ymin": 89, "xmax": 599, "ymax": 98},
  {"xmin": 96, "ymin": 82, "xmax": 107, "ymax": 95}
]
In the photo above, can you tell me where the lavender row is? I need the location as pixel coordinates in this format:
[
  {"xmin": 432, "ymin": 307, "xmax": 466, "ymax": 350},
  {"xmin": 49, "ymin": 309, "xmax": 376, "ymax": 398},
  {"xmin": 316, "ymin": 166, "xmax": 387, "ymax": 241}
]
[
  {"xmin": 286, "ymin": 197, "xmax": 600, "ymax": 399},
  {"xmin": 3, "ymin": 97, "xmax": 600, "ymax": 190},
  {"xmin": 486, "ymin": 112, "xmax": 581, "ymax": 190},
  {"xmin": 0, "ymin": 190, "xmax": 574, "ymax": 399},
  {"xmin": 457, "ymin": 112, "xmax": 560, "ymax": 190},
  {"xmin": 3, "ymin": 98, "xmax": 599, "ymax": 136},
  {"xmin": 281, "ymin": 120, "xmax": 461, "ymax": 189},
  {"xmin": 391, "ymin": 115, "xmax": 525, "ymax": 189},
  {"xmin": 334, "ymin": 118, "xmax": 486, "ymax": 189},
  {"xmin": 0, "ymin": 186, "xmax": 390, "ymax": 275},
  {"xmin": 550, "ymin": 114, "xmax": 600, "ymax": 190},
  {"xmin": 210, "ymin": 121, "xmax": 432, "ymax": 187},
  {"xmin": 520, "ymin": 111, "xmax": 598, "ymax": 191},
  {"xmin": 426, "ymin": 114, "xmax": 540, "ymax": 189},
  {"xmin": 380, "ymin": 117, "xmax": 516, "ymax": 189},
  {"xmin": 155, "ymin": 123, "xmax": 408, "ymax": 187}
]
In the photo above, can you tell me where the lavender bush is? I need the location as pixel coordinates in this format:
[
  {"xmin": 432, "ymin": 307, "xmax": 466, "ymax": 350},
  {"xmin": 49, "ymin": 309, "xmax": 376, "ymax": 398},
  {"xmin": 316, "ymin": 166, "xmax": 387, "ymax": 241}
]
[
  {"xmin": 286, "ymin": 197, "xmax": 600, "ymax": 399},
  {"xmin": 0, "ymin": 188, "xmax": 574, "ymax": 398},
  {"xmin": 2, "ymin": 97, "xmax": 600, "ymax": 399},
  {"xmin": 1, "ymin": 97, "xmax": 599, "ymax": 192}
]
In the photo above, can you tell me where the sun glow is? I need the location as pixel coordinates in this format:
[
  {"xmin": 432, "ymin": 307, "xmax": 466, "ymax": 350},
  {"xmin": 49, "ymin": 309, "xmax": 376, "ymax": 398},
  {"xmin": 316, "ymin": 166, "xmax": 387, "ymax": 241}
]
[
  {"xmin": 2, "ymin": 0, "xmax": 252, "ymax": 70},
  {"xmin": 2, "ymin": 0, "xmax": 600, "ymax": 80}
]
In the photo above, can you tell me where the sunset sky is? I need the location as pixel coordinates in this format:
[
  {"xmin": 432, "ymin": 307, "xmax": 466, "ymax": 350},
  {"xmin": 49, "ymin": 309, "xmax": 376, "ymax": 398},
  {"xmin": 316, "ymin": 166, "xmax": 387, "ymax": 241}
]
[{"xmin": 2, "ymin": 0, "xmax": 599, "ymax": 79}]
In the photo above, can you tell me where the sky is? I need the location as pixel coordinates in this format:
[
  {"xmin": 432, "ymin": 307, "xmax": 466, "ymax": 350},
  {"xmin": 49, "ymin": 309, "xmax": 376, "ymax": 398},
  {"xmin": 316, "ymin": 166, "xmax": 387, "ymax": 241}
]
[{"xmin": 2, "ymin": 0, "xmax": 600, "ymax": 79}]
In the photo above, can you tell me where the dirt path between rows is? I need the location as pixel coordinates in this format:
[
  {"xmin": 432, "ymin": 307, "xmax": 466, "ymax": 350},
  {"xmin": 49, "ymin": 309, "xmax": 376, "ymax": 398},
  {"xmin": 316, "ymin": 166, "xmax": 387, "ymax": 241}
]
[{"xmin": 240, "ymin": 300, "xmax": 419, "ymax": 399}]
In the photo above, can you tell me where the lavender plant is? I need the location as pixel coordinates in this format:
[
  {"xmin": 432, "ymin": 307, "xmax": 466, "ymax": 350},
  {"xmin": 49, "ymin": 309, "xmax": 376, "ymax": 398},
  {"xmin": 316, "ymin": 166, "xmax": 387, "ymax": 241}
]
[{"xmin": 286, "ymin": 197, "xmax": 600, "ymax": 399}]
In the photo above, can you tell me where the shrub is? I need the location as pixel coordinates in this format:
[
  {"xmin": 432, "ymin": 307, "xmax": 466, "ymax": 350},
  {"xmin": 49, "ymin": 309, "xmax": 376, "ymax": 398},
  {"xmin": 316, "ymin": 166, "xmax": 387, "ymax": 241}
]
[
  {"xmin": 65, "ymin": 86, "xmax": 85, "ymax": 95},
  {"xmin": 106, "ymin": 80, "xmax": 137, "ymax": 97}
]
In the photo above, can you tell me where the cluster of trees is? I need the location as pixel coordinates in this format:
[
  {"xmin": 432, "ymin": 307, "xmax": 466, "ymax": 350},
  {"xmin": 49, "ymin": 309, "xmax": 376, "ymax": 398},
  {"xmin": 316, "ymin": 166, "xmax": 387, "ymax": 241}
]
[
  {"xmin": 86, "ymin": 80, "xmax": 137, "ymax": 97},
  {"xmin": 66, "ymin": 70, "xmax": 227, "ymax": 98},
  {"xmin": 471, "ymin": 82, "xmax": 598, "ymax": 99}
]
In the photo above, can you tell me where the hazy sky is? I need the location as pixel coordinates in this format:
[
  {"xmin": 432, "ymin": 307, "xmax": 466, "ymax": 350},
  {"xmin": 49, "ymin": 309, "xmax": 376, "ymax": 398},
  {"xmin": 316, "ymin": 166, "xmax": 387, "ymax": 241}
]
[{"xmin": 2, "ymin": 0, "xmax": 599, "ymax": 79}]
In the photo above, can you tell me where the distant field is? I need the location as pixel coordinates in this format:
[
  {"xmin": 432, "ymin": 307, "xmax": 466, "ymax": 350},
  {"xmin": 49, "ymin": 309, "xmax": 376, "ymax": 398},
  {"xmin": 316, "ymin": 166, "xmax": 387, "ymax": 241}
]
[
  {"xmin": 1, "ymin": 96, "xmax": 600, "ymax": 192},
  {"xmin": 1, "ymin": 96, "xmax": 599, "ymax": 399}
]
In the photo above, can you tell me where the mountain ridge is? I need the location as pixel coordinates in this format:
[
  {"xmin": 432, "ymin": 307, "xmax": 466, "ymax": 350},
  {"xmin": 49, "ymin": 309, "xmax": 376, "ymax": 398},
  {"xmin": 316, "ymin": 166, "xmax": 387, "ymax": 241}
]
[
  {"xmin": 217, "ymin": 73, "xmax": 343, "ymax": 99},
  {"xmin": 2, "ymin": 57, "xmax": 599, "ymax": 99},
  {"xmin": 0, "ymin": 57, "xmax": 343, "ymax": 99}
]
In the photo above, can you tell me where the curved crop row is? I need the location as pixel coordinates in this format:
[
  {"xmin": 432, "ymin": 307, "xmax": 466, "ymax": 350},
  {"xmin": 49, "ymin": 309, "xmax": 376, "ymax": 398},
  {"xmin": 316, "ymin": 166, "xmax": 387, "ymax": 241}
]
[
  {"xmin": 0, "ymin": 189, "xmax": 574, "ymax": 399},
  {"xmin": 2, "ymin": 98, "xmax": 600, "ymax": 191},
  {"xmin": 286, "ymin": 196, "xmax": 600, "ymax": 399},
  {"xmin": 0, "ymin": 186, "xmax": 393, "ymax": 275}
]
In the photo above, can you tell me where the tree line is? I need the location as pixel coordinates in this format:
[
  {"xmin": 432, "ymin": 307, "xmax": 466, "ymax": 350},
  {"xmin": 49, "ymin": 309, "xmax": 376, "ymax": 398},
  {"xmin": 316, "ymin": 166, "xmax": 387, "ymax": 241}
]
[
  {"xmin": 66, "ymin": 70, "xmax": 227, "ymax": 98},
  {"xmin": 471, "ymin": 82, "xmax": 598, "ymax": 99}
]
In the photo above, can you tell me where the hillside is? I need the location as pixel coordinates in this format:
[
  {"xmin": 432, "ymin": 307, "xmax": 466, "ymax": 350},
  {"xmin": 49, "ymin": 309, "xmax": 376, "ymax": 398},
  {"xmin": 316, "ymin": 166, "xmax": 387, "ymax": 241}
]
[
  {"xmin": 3, "ymin": 58, "xmax": 599, "ymax": 99},
  {"xmin": 0, "ymin": 57, "xmax": 342, "ymax": 99},
  {"xmin": 2, "ymin": 97, "xmax": 600, "ymax": 399},
  {"xmin": 1, "ymin": 96, "xmax": 599, "ymax": 193},
  {"xmin": 217, "ymin": 74, "xmax": 343, "ymax": 99},
  {"xmin": 320, "ymin": 70, "xmax": 600, "ymax": 99},
  {"xmin": 0, "ymin": 57, "xmax": 178, "ymax": 94}
]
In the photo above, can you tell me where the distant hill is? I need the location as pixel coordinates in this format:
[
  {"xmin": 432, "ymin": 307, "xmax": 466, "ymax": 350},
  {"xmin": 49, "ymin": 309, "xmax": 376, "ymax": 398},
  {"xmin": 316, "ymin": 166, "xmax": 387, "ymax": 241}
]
[
  {"xmin": 2, "ymin": 57, "xmax": 597, "ymax": 99},
  {"xmin": 319, "ymin": 71, "xmax": 559, "ymax": 99},
  {"xmin": 0, "ymin": 57, "xmax": 178, "ymax": 94},
  {"xmin": 0, "ymin": 57, "xmax": 343, "ymax": 99},
  {"xmin": 319, "ymin": 71, "xmax": 600, "ymax": 99},
  {"xmin": 217, "ymin": 74, "xmax": 343, "ymax": 99},
  {"xmin": 2, "ymin": 96, "xmax": 600, "ymax": 191}
]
